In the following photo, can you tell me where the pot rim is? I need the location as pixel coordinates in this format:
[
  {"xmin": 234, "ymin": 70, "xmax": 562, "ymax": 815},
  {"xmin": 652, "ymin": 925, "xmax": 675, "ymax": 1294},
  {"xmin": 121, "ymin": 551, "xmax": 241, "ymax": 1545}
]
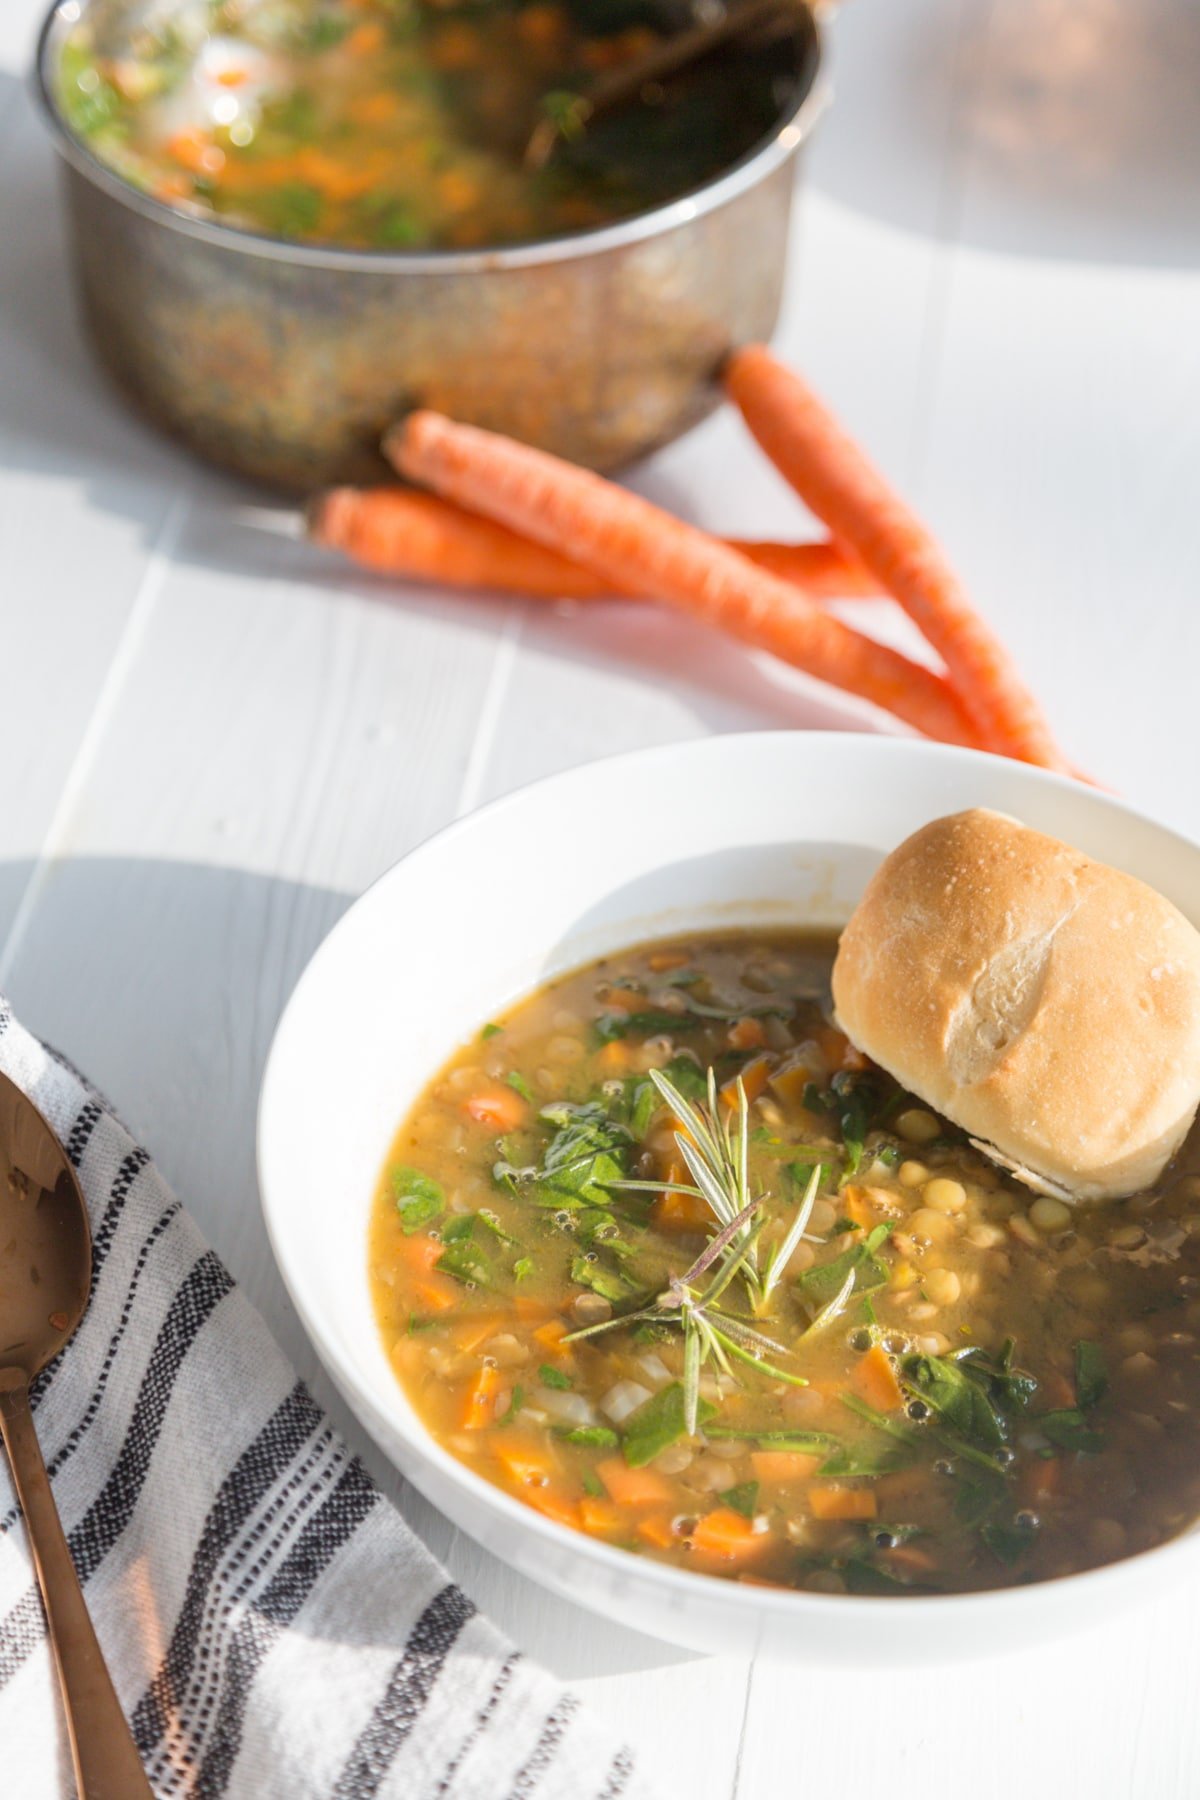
[{"xmin": 33, "ymin": 0, "xmax": 829, "ymax": 275}]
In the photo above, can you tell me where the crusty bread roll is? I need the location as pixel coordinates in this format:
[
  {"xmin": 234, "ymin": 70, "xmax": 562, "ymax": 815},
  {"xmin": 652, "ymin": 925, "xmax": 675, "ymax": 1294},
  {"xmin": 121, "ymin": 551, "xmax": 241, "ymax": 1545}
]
[{"xmin": 832, "ymin": 809, "xmax": 1200, "ymax": 1202}]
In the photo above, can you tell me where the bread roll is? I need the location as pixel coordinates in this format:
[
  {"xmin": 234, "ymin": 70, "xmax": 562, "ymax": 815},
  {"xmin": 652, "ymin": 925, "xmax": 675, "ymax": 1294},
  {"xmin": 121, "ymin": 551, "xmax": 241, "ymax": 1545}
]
[{"xmin": 831, "ymin": 809, "xmax": 1200, "ymax": 1202}]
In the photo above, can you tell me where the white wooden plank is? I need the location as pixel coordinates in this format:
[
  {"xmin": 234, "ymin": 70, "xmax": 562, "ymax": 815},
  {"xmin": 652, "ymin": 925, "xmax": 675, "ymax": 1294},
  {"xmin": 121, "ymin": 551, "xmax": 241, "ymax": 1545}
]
[{"xmin": 0, "ymin": 78, "xmax": 189, "ymax": 940}]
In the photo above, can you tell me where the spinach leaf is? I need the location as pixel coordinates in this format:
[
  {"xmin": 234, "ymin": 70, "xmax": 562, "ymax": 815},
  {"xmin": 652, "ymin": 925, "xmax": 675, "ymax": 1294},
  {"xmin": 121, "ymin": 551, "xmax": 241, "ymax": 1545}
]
[
  {"xmin": 623, "ymin": 1382, "xmax": 717, "ymax": 1467},
  {"xmin": 476, "ymin": 1209, "xmax": 519, "ymax": 1246},
  {"xmin": 1038, "ymin": 1409, "xmax": 1104, "ymax": 1455},
  {"xmin": 570, "ymin": 1255, "xmax": 630, "ymax": 1303},
  {"xmin": 719, "ymin": 1481, "xmax": 759, "ymax": 1518},
  {"xmin": 435, "ymin": 1240, "xmax": 493, "ymax": 1287},
  {"xmin": 952, "ymin": 1470, "xmax": 1008, "ymax": 1526},
  {"xmin": 840, "ymin": 1393, "xmax": 921, "ymax": 1445},
  {"xmin": 956, "ymin": 1339, "xmax": 1038, "ymax": 1415},
  {"xmin": 441, "ymin": 1213, "xmax": 476, "ymax": 1243},
  {"xmin": 564, "ymin": 1425, "xmax": 619, "ymax": 1448},
  {"xmin": 480, "ymin": 1022, "xmax": 503, "ymax": 1040},
  {"xmin": 901, "ymin": 1351, "xmax": 1007, "ymax": 1449},
  {"xmin": 1075, "ymin": 1340, "xmax": 1108, "ymax": 1410},
  {"xmin": 391, "ymin": 1166, "xmax": 444, "ymax": 1234},
  {"xmin": 540, "ymin": 1364, "xmax": 572, "ymax": 1390},
  {"xmin": 804, "ymin": 1071, "xmax": 886, "ymax": 1180},
  {"xmin": 705, "ymin": 1427, "xmax": 838, "ymax": 1453},
  {"xmin": 841, "ymin": 1556, "xmax": 916, "ymax": 1595},
  {"xmin": 796, "ymin": 1223, "xmax": 893, "ymax": 1306},
  {"xmin": 981, "ymin": 1519, "xmax": 1037, "ymax": 1566},
  {"xmin": 819, "ymin": 1440, "xmax": 911, "ymax": 1478},
  {"xmin": 595, "ymin": 1009, "xmax": 702, "ymax": 1043},
  {"xmin": 512, "ymin": 1256, "xmax": 534, "ymax": 1281},
  {"xmin": 506, "ymin": 1071, "xmax": 535, "ymax": 1103},
  {"xmin": 533, "ymin": 1103, "xmax": 630, "ymax": 1208}
]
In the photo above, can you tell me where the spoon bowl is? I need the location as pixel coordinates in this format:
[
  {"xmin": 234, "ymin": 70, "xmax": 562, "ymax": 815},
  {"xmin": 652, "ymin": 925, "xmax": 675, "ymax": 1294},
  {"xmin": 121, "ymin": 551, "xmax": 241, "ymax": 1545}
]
[{"xmin": 0, "ymin": 1071, "xmax": 153, "ymax": 1798}]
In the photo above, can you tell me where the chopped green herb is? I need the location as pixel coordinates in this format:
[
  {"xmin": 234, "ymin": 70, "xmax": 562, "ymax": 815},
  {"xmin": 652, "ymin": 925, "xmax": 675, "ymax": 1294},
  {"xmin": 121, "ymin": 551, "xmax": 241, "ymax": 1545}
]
[
  {"xmin": 1038, "ymin": 1409, "xmax": 1104, "ymax": 1455},
  {"xmin": 564, "ymin": 1425, "xmax": 619, "ymax": 1448},
  {"xmin": 508, "ymin": 1385, "xmax": 525, "ymax": 1418},
  {"xmin": 570, "ymin": 1255, "xmax": 630, "ymax": 1304},
  {"xmin": 796, "ymin": 1224, "xmax": 893, "ymax": 1306},
  {"xmin": 391, "ymin": 1166, "xmax": 444, "ymax": 1234},
  {"xmin": 623, "ymin": 1382, "xmax": 716, "ymax": 1468},
  {"xmin": 1075, "ymin": 1340, "xmax": 1108, "ymax": 1410},
  {"xmin": 512, "ymin": 1256, "xmax": 534, "ymax": 1281},
  {"xmin": 719, "ymin": 1481, "xmax": 759, "ymax": 1518},
  {"xmin": 507, "ymin": 1071, "xmax": 535, "ymax": 1103},
  {"xmin": 480, "ymin": 1022, "xmax": 503, "ymax": 1040},
  {"xmin": 981, "ymin": 1519, "xmax": 1037, "ymax": 1565},
  {"xmin": 435, "ymin": 1240, "xmax": 493, "ymax": 1287},
  {"xmin": 540, "ymin": 1364, "xmax": 572, "ymax": 1390},
  {"xmin": 581, "ymin": 1469, "xmax": 605, "ymax": 1497}
]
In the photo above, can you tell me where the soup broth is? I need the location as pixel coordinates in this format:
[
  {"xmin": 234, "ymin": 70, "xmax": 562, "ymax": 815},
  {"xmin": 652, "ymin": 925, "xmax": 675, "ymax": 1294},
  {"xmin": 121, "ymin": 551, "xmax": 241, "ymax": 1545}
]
[
  {"xmin": 369, "ymin": 930, "xmax": 1200, "ymax": 1595},
  {"xmin": 57, "ymin": 0, "xmax": 800, "ymax": 250}
]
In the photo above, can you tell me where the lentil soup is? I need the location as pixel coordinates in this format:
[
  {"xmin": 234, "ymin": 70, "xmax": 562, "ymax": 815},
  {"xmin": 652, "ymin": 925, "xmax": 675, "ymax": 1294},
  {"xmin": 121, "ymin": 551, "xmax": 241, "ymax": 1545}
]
[
  {"xmin": 57, "ymin": 0, "xmax": 800, "ymax": 251},
  {"xmin": 369, "ymin": 930, "xmax": 1200, "ymax": 1595}
]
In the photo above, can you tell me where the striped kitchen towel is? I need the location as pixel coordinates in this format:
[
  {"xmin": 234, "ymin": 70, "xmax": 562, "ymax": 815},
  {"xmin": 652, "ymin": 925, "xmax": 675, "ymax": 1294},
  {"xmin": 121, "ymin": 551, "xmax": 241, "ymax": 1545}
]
[{"xmin": 0, "ymin": 1001, "xmax": 656, "ymax": 1800}]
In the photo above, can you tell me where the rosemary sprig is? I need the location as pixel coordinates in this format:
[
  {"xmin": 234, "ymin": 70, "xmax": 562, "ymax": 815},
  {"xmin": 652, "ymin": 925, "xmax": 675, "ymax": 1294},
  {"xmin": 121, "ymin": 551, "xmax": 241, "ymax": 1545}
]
[{"xmin": 565, "ymin": 1063, "xmax": 821, "ymax": 1431}]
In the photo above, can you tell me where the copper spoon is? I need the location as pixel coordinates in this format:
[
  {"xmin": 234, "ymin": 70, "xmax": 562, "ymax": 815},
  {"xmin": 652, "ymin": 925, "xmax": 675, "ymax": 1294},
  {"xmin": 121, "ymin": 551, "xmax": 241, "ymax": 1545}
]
[{"xmin": 0, "ymin": 1072, "xmax": 153, "ymax": 1799}]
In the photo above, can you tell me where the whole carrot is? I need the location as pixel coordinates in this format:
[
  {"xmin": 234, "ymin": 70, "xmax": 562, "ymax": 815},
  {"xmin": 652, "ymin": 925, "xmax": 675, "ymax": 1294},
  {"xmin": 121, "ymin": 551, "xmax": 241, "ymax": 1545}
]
[
  {"xmin": 309, "ymin": 486, "xmax": 879, "ymax": 601},
  {"xmin": 724, "ymin": 346, "xmax": 1064, "ymax": 769},
  {"xmin": 386, "ymin": 413, "xmax": 983, "ymax": 749}
]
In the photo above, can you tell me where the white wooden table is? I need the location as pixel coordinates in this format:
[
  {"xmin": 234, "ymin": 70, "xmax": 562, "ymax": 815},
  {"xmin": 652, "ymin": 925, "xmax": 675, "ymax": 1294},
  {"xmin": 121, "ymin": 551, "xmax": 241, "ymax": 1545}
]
[{"xmin": 3, "ymin": 0, "xmax": 1199, "ymax": 1793}]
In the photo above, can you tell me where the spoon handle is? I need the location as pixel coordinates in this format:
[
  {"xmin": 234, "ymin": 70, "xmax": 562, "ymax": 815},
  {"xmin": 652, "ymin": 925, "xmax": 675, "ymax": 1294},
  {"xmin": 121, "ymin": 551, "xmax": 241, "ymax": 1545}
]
[{"xmin": 0, "ymin": 1375, "xmax": 155, "ymax": 1799}]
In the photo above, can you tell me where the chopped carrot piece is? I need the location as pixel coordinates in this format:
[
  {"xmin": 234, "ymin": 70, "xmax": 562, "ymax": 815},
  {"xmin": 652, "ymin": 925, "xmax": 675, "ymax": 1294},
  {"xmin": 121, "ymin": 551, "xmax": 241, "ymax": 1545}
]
[
  {"xmin": 689, "ymin": 1509, "xmax": 770, "ymax": 1563},
  {"xmin": 751, "ymin": 1450, "xmax": 821, "ymax": 1485},
  {"xmin": 882, "ymin": 1541, "xmax": 939, "ymax": 1574},
  {"xmin": 491, "ymin": 1433, "xmax": 561, "ymax": 1491},
  {"xmin": 1019, "ymin": 1456, "xmax": 1063, "ymax": 1508},
  {"xmin": 514, "ymin": 1295, "xmax": 552, "ymax": 1324},
  {"xmin": 579, "ymin": 1497, "xmax": 627, "ymax": 1534},
  {"xmin": 413, "ymin": 1278, "xmax": 457, "ymax": 1313},
  {"xmin": 853, "ymin": 1344, "xmax": 905, "ymax": 1413},
  {"xmin": 636, "ymin": 1513, "xmax": 678, "ymax": 1550},
  {"xmin": 768, "ymin": 1060, "xmax": 821, "ymax": 1109},
  {"xmin": 464, "ymin": 1082, "xmax": 528, "ymax": 1132},
  {"xmin": 727, "ymin": 1016, "xmax": 768, "ymax": 1052},
  {"xmin": 388, "ymin": 413, "xmax": 981, "ymax": 749},
  {"xmin": 596, "ymin": 1459, "xmax": 674, "ymax": 1508},
  {"xmin": 394, "ymin": 1233, "xmax": 442, "ymax": 1276},
  {"xmin": 523, "ymin": 1488, "xmax": 581, "ymax": 1530},
  {"xmin": 346, "ymin": 19, "xmax": 386, "ymax": 53},
  {"xmin": 652, "ymin": 1184, "xmax": 710, "ymax": 1234},
  {"xmin": 604, "ymin": 987, "xmax": 645, "ymax": 1013},
  {"xmin": 815, "ymin": 1026, "xmax": 869, "ymax": 1073},
  {"xmin": 809, "ymin": 1484, "xmax": 878, "ymax": 1521},
  {"xmin": 719, "ymin": 1054, "xmax": 771, "ymax": 1110},
  {"xmin": 839, "ymin": 1186, "xmax": 876, "ymax": 1231},
  {"xmin": 647, "ymin": 951, "xmax": 689, "ymax": 972},
  {"xmin": 460, "ymin": 1362, "xmax": 503, "ymax": 1430},
  {"xmin": 595, "ymin": 1040, "xmax": 635, "ymax": 1074},
  {"xmin": 532, "ymin": 1318, "xmax": 570, "ymax": 1356},
  {"xmin": 449, "ymin": 1315, "xmax": 504, "ymax": 1354}
]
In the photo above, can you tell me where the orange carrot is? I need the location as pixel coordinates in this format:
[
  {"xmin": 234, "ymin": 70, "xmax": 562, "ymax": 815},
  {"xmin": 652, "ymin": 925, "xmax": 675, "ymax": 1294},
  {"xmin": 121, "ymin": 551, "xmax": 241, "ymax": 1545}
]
[
  {"xmin": 463, "ymin": 1082, "xmax": 528, "ymax": 1132},
  {"xmin": 596, "ymin": 1458, "xmax": 675, "ymax": 1508},
  {"xmin": 724, "ymin": 347, "xmax": 1065, "ymax": 768},
  {"xmin": 718, "ymin": 1053, "xmax": 771, "ymax": 1111},
  {"xmin": 727, "ymin": 1016, "xmax": 768, "ymax": 1052},
  {"xmin": 579, "ymin": 1496, "xmax": 628, "ymax": 1535},
  {"xmin": 636, "ymin": 1513, "xmax": 678, "ymax": 1551},
  {"xmin": 460, "ymin": 1362, "xmax": 503, "ymax": 1430},
  {"xmin": 309, "ymin": 487, "xmax": 879, "ymax": 600},
  {"xmin": 532, "ymin": 1318, "xmax": 571, "ymax": 1357},
  {"xmin": 809, "ymin": 1483, "xmax": 878, "ymax": 1521},
  {"xmin": 750, "ymin": 1450, "xmax": 820, "ymax": 1484},
  {"xmin": 386, "ymin": 416, "xmax": 984, "ymax": 748},
  {"xmin": 853, "ymin": 1344, "xmax": 905, "ymax": 1413},
  {"xmin": 689, "ymin": 1508, "xmax": 770, "ymax": 1563}
]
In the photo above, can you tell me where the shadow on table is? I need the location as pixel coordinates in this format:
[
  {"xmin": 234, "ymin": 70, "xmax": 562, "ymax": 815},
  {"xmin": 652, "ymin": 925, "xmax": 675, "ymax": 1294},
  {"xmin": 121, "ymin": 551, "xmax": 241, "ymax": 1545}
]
[
  {"xmin": 813, "ymin": 0, "xmax": 1200, "ymax": 269},
  {"xmin": 0, "ymin": 850, "xmax": 695, "ymax": 1676}
]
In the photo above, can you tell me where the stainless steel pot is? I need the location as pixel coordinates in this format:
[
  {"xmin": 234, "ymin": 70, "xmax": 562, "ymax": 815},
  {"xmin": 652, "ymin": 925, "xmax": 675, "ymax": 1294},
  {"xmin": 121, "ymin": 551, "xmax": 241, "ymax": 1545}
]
[{"xmin": 35, "ymin": 2, "xmax": 827, "ymax": 491}]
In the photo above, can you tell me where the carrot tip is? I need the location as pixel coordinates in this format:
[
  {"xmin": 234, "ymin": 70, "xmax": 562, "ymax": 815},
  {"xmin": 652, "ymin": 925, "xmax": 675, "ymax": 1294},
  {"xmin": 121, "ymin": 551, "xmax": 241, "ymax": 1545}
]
[{"xmin": 306, "ymin": 488, "xmax": 352, "ymax": 547}]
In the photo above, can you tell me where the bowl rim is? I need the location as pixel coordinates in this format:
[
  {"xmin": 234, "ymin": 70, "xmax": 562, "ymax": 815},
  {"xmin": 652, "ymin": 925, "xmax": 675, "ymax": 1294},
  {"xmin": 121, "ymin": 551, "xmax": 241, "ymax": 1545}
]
[
  {"xmin": 33, "ymin": 0, "xmax": 829, "ymax": 274},
  {"xmin": 258, "ymin": 731, "xmax": 1200, "ymax": 1627}
]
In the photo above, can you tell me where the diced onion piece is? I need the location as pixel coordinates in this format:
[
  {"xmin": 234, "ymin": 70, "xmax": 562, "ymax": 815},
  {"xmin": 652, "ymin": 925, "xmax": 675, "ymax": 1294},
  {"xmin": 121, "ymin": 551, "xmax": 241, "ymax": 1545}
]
[
  {"xmin": 533, "ymin": 1387, "xmax": 596, "ymax": 1427},
  {"xmin": 600, "ymin": 1379, "xmax": 653, "ymax": 1424},
  {"xmin": 636, "ymin": 1353, "xmax": 673, "ymax": 1389}
]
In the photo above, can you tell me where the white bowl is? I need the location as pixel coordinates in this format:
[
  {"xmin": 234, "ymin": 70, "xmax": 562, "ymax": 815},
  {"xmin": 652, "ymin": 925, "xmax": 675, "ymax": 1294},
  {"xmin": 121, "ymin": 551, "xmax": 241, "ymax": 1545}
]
[{"xmin": 258, "ymin": 731, "xmax": 1200, "ymax": 1662}]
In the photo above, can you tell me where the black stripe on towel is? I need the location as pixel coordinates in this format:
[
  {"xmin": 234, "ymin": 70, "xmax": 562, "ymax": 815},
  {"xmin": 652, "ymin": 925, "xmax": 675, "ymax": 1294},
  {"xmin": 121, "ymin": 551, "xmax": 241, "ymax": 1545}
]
[
  {"xmin": 195, "ymin": 1458, "xmax": 379, "ymax": 1796},
  {"xmin": 332, "ymin": 1583, "xmax": 477, "ymax": 1800},
  {"xmin": 132, "ymin": 1382, "xmax": 329, "ymax": 1760},
  {"xmin": 507, "ymin": 1695, "xmax": 581, "ymax": 1799}
]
